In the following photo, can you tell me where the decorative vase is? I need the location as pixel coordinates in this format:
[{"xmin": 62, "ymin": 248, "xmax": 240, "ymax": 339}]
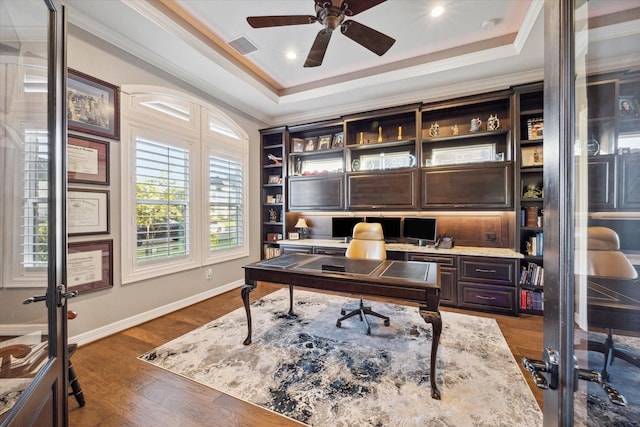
[{"xmin": 470, "ymin": 117, "xmax": 483, "ymax": 132}]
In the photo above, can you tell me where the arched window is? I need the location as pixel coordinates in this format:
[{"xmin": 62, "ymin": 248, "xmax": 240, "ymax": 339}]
[{"xmin": 120, "ymin": 86, "xmax": 248, "ymax": 284}]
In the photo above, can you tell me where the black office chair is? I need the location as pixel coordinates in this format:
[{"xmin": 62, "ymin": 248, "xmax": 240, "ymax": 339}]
[{"xmin": 336, "ymin": 222, "xmax": 390, "ymax": 334}]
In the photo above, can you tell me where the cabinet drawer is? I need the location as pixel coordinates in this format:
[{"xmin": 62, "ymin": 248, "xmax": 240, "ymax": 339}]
[
  {"xmin": 280, "ymin": 245, "xmax": 312, "ymax": 255},
  {"xmin": 408, "ymin": 253, "xmax": 456, "ymax": 266},
  {"xmin": 313, "ymin": 247, "xmax": 346, "ymax": 256},
  {"xmin": 459, "ymin": 282, "xmax": 517, "ymax": 314},
  {"xmin": 458, "ymin": 257, "xmax": 516, "ymax": 286}
]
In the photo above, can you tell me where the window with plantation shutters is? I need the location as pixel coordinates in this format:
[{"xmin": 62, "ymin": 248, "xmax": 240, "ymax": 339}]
[
  {"xmin": 135, "ymin": 137, "xmax": 189, "ymax": 263},
  {"xmin": 208, "ymin": 155, "xmax": 244, "ymax": 251},
  {"xmin": 22, "ymin": 129, "xmax": 49, "ymax": 270},
  {"xmin": 121, "ymin": 86, "xmax": 249, "ymax": 283}
]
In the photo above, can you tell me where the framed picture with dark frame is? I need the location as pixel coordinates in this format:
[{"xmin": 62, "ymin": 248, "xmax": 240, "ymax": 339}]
[
  {"xmin": 68, "ymin": 239, "xmax": 113, "ymax": 294},
  {"xmin": 332, "ymin": 132, "xmax": 344, "ymax": 148},
  {"xmin": 68, "ymin": 188, "xmax": 110, "ymax": 236},
  {"xmin": 292, "ymin": 138, "xmax": 304, "ymax": 153},
  {"xmin": 67, "ymin": 134, "xmax": 110, "ymax": 185},
  {"xmin": 618, "ymin": 96, "xmax": 639, "ymax": 118},
  {"xmin": 67, "ymin": 68, "xmax": 120, "ymax": 140},
  {"xmin": 304, "ymin": 137, "xmax": 317, "ymax": 152},
  {"xmin": 521, "ymin": 146, "xmax": 544, "ymax": 167},
  {"xmin": 526, "ymin": 118, "xmax": 544, "ymax": 140},
  {"xmin": 317, "ymin": 134, "xmax": 332, "ymax": 150}
]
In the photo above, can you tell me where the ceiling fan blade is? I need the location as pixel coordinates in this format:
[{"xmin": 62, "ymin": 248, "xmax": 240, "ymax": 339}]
[
  {"xmin": 341, "ymin": 20, "xmax": 395, "ymax": 56},
  {"xmin": 341, "ymin": 0, "xmax": 387, "ymax": 16},
  {"xmin": 247, "ymin": 15, "xmax": 317, "ymax": 28},
  {"xmin": 304, "ymin": 29, "xmax": 333, "ymax": 68}
]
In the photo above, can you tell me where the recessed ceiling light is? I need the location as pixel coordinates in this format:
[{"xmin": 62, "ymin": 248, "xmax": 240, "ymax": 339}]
[
  {"xmin": 286, "ymin": 51, "xmax": 297, "ymax": 60},
  {"xmin": 431, "ymin": 6, "xmax": 444, "ymax": 17}
]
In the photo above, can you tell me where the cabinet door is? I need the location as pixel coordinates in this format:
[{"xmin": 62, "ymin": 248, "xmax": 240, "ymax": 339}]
[
  {"xmin": 439, "ymin": 267, "xmax": 458, "ymax": 306},
  {"xmin": 347, "ymin": 170, "xmax": 418, "ymax": 209},
  {"xmin": 587, "ymin": 154, "xmax": 616, "ymax": 210},
  {"xmin": 422, "ymin": 162, "xmax": 513, "ymax": 209},
  {"xmin": 408, "ymin": 253, "xmax": 457, "ymax": 307},
  {"xmin": 619, "ymin": 153, "xmax": 640, "ymax": 210},
  {"xmin": 288, "ymin": 175, "xmax": 344, "ymax": 211}
]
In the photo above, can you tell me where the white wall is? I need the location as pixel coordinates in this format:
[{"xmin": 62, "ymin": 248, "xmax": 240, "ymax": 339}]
[{"xmin": 66, "ymin": 25, "xmax": 265, "ymax": 344}]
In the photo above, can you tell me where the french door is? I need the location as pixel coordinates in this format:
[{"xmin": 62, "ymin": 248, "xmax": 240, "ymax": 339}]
[
  {"xmin": 542, "ymin": 0, "xmax": 640, "ymax": 425},
  {"xmin": 0, "ymin": 0, "xmax": 68, "ymax": 425}
]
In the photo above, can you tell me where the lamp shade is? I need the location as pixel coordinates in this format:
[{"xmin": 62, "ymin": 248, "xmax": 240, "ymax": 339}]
[{"xmin": 294, "ymin": 218, "xmax": 308, "ymax": 229}]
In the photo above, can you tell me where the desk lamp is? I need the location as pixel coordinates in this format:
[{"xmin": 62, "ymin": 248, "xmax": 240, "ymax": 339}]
[{"xmin": 295, "ymin": 218, "xmax": 309, "ymax": 239}]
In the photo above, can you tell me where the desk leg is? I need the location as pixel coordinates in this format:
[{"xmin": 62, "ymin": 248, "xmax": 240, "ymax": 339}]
[
  {"xmin": 242, "ymin": 283, "xmax": 256, "ymax": 345},
  {"xmin": 288, "ymin": 284, "xmax": 294, "ymax": 315},
  {"xmin": 420, "ymin": 307, "xmax": 442, "ymax": 400}
]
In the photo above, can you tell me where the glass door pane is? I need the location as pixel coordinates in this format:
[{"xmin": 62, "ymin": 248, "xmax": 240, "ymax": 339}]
[
  {"xmin": 0, "ymin": 0, "xmax": 51, "ymax": 418},
  {"xmin": 573, "ymin": 1, "xmax": 640, "ymax": 424}
]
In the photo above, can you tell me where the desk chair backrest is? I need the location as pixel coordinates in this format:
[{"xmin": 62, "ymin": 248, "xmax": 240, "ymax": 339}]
[
  {"xmin": 587, "ymin": 226, "xmax": 638, "ymax": 280},
  {"xmin": 345, "ymin": 222, "xmax": 387, "ymax": 261}
]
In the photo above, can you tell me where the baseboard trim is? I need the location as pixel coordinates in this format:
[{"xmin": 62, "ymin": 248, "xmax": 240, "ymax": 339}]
[{"xmin": 70, "ymin": 280, "xmax": 243, "ymax": 346}]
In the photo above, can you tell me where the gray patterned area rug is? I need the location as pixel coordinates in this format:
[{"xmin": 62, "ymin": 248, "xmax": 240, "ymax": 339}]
[
  {"xmin": 574, "ymin": 331, "xmax": 640, "ymax": 427},
  {"xmin": 139, "ymin": 289, "xmax": 542, "ymax": 426}
]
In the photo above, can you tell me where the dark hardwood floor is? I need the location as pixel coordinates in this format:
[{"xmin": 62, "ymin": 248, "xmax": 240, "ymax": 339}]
[{"xmin": 68, "ymin": 283, "xmax": 543, "ymax": 426}]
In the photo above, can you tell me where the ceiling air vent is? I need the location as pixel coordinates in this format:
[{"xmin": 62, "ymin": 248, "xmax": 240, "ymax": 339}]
[{"xmin": 228, "ymin": 36, "xmax": 258, "ymax": 56}]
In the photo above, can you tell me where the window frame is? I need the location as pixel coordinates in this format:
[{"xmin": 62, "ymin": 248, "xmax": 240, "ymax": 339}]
[
  {"xmin": 121, "ymin": 86, "xmax": 249, "ymax": 284},
  {"xmin": 202, "ymin": 136, "xmax": 249, "ymax": 264}
]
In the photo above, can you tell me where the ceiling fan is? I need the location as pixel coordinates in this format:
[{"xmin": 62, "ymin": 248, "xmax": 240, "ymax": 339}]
[{"xmin": 247, "ymin": 0, "xmax": 395, "ymax": 67}]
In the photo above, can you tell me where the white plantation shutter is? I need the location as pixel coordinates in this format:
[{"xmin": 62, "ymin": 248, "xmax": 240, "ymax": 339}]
[
  {"xmin": 208, "ymin": 155, "xmax": 244, "ymax": 250},
  {"xmin": 22, "ymin": 130, "xmax": 49, "ymax": 269},
  {"xmin": 135, "ymin": 137, "xmax": 189, "ymax": 263}
]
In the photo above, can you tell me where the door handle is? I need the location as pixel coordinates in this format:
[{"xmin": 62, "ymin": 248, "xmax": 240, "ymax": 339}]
[
  {"xmin": 577, "ymin": 368, "xmax": 626, "ymax": 406},
  {"xmin": 522, "ymin": 347, "xmax": 559, "ymax": 390},
  {"xmin": 23, "ymin": 285, "xmax": 78, "ymax": 306},
  {"xmin": 23, "ymin": 294, "xmax": 47, "ymax": 304},
  {"xmin": 523, "ymin": 348, "xmax": 626, "ymax": 406},
  {"xmin": 57, "ymin": 284, "xmax": 78, "ymax": 306}
]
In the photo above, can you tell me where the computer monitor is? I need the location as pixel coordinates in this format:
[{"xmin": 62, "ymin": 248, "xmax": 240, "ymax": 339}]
[
  {"xmin": 403, "ymin": 217, "xmax": 438, "ymax": 246},
  {"xmin": 331, "ymin": 217, "xmax": 365, "ymax": 242},
  {"xmin": 365, "ymin": 217, "xmax": 402, "ymax": 241}
]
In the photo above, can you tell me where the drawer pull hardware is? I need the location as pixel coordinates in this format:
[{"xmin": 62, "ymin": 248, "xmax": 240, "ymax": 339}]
[
  {"xmin": 476, "ymin": 295, "xmax": 497, "ymax": 300},
  {"xmin": 475, "ymin": 268, "xmax": 497, "ymax": 273}
]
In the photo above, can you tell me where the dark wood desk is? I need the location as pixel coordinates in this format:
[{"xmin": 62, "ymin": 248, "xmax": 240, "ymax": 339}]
[{"xmin": 242, "ymin": 253, "xmax": 442, "ymax": 399}]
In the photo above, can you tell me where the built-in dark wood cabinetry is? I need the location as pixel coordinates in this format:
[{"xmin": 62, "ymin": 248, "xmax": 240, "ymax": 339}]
[
  {"xmin": 583, "ymin": 74, "xmax": 640, "ymax": 212},
  {"xmin": 458, "ymin": 256, "xmax": 518, "ymax": 315},
  {"xmin": 515, "ymin": 84, "xmax": 545, "ymax": 315},
  {"xmin": 287, "ymin": 119, "xmax": 344, "ymax": 213},
  {"xmin": 260, "ymin": 127, "xmax": 287, "ymax": 259},
  {"xmin": 619, "ymin": 153, "xmax": 640, "ymax": 210},
  {"xmin": 421, "ymin": 91, "xmax": 513, "ymax": 210},
  {"xmin": 421, "ymin": 162, "xmax": 513, "ymax": 209}
]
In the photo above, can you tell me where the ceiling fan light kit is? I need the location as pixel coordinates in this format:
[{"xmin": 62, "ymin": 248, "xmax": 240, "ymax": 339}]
[{"xmin": 247, "ymin": 0, "xmax": 395, "ymax": 67}]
